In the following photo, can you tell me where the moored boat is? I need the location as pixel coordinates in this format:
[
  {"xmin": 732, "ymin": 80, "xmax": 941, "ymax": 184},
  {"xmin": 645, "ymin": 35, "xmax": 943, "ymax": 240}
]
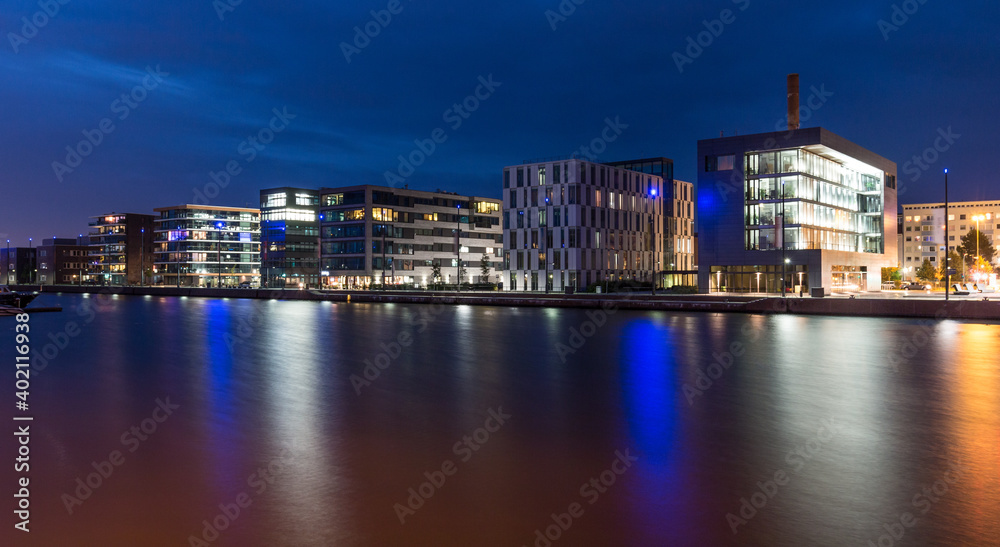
[{"xmin": 0, "ymin": 286, "xmax": 37, "ymax": 309}]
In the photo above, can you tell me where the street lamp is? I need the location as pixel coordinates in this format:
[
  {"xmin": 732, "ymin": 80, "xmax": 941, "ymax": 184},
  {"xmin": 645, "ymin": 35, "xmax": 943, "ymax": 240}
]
[
  {"xmin": 455, "ymin": 203, "xmax": 461, "ymax": 293},
  {"xmin": 216, "ymin": 221, "xmax": 225, "ymax": 288},
  {"xmin": 140, "ymin": 228, "xmax": 145, "ymax": 287},
  {"xmin": 756, "ymin": 271, "xmax": 761, "ymax": 293},
  {"xmin": 783, "ymin": 258, "xmax": 791, "ymax": 298},
  {"xmin": 944, "ymin": 169, "xmax": 950, "ymax": 300}
]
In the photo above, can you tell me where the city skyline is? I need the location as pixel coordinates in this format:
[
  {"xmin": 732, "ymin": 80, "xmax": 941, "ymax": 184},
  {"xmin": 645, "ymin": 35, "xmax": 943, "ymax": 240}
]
[{"xmin": 2, "ymin": 2, "xmax": 997, "ymax": 244}]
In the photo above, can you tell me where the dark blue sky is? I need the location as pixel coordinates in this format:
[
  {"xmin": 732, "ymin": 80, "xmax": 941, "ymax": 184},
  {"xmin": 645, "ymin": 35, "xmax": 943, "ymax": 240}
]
[{"xmin": 1, "ymin": 0, "xmax": 997, "ymax": 243}]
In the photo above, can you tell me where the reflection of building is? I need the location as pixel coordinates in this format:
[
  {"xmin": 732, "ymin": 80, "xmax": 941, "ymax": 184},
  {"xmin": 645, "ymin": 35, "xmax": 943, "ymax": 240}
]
[
  {"xmin": 36, "ymin": 238, "xmax": 91, "ymax": 285},
  {"xmin": 318, "ymin": 185, "xmax": 502, "ymax": 288},
  {"xmin": 900, "ymin": 200, "xmax": 1000, "ymax": 281},
  {"xmin": 1, "ymin": 246, "xmax": 35, "ymax": 285},
  {"xmin": 502, "ymin": 158, "xmax": 665, "ymax": 291},
  {"xmin": 88, "ymin": 213, "xmax": 155, "ymax": 285},
  {"xmin": 259, "ymin": 187, "xmax": 320, "ymax": 288},
  {"xmin": 153, "ymin": 205, "xmax": 261, "ymax": 287},
  {"xmin": 605, "ymin": 158, "xmax": 696, "ymax": 286},
  {"xmin": 698, "ymin": 126, "xmax": 897, "ymax": 294}
]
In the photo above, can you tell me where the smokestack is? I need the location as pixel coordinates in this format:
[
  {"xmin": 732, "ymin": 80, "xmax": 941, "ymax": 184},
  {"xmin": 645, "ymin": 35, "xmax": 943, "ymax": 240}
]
[{"xmin": 787, "ymin": 74, "xmax": 800, "ymax": 131}]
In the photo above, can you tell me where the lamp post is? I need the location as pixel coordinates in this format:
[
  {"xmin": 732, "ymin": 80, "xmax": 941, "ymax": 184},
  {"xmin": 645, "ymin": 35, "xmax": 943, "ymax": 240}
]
[
  {"xmin": 756, "ymin": 271, "xmax": 761, "ymax": 294},
  {"xmin": 944, "ymin": 169, "xmax": 949, "ymax": 301},
  {"xmin": 216, "ymin": 221, "xmax": 224, "ymax": 289},
  {"xmin": 783, "ymin": 258, "xmax": 791, "ymax": 297},
  {"xmin": 381, "ymin": 221, "xmax": 387, "ymax": 291},
  {"xmin": 456, "ymin": 203, "xmax": 461, "ymax": 293},
  {"xmin": 139, "ymin": 228, "xmax": 145, "ymax": 287}
]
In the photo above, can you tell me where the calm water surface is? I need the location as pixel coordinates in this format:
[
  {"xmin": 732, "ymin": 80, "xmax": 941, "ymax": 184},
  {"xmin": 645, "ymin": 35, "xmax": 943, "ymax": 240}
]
[{"xmin": 3, "ymin": 294, "xmax": 999, "ymax": 546}]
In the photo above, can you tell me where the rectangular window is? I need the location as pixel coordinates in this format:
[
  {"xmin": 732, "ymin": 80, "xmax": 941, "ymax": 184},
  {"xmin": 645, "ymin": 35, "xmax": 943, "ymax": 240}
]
[
  {"xmin": 539, "ymin": 166, "xmax": 546, "ymax": 186},
  {"xmin": 517, "ymin": 168, "xmax": 524, "ymax": 187},
  {"xmin": 504, "ymin": 169, "xmax": 510, "ymax": 189}
]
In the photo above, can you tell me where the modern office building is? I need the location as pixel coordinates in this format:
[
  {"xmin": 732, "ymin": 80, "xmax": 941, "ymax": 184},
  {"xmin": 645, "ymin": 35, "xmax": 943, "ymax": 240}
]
[
  {"xmin": 35, "ymin": 238, "xmax": 92, "ymax": 285},
  {"xmin": 900, "ymin": 199, "xmax": 1000, "ymax": 281},
  {"xmin": 260, "ymin": 187, "xmax": 321, "ymax": 288},
  {"xmin": 88, "ymin": 213, "xmax": 156, "ymax": 285},
  {"xmin": 318, "ymin": 185, "xmax": 502, "ymax": 288},
  {"xmin": 697, "ymin": 76, "xmax": 897, "ymax": 294},
  {"xmin": 502, "ymin": 158, "xmax": 665, "ymax": 291},
  {"xmin": 152, "ymin": 205, "xmax": 261, "ymax": 287},
  {"xmin": 605, "ymin": 158, "xmax": 696, "ymax": 285},
  {"xmin": 1, "ymin": 245, "xmax": 35, "ymax": 285}
]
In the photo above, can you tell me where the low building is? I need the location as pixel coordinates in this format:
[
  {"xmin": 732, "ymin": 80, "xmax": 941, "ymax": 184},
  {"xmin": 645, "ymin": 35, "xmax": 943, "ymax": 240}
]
[
  {"xmin": 502, "ymin": 158, "xmax": 666, "ymax": 291},
  {"xmin": 36, "ymin": 238, "xmax": 91, "ymax": 285},
  {"xmin": 318, "ymin": 185, "xmax": 502, "ymax": 288},
  {"xmin": 900, "ymin": 199, "xmax": 1000, "ymax": 280},
  {"xmin": 152, "ymin": 205, "xmax": 261, "ymax": 287},
  {"xmin": 1, "ymin": 246, "xmax": 35, "ymax": 285},
  {"xmin": 88, "ymin": 213, "xmax": 156, "ymax": 285},
  {"xmin": 260, "ymin": 187, "xmax": 321, "ymax": 288}
]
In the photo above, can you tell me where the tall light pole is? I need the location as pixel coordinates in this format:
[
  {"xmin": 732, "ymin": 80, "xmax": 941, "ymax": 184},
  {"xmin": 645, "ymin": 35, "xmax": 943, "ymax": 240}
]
[
  {"xmin": 456, "ymin": 203, "xmax": 461, "ymax": 293},
  {"xmin": 381, "ymin": 221, "xmax": 386, "ymax": 291},
  {"xmin": 140, "ymin": 228, "xmax": 145, "ymax": 287},
  {"xmin": 944, "ymin": 169, "xmax": 950, "ymax": 301},
  {"xmin": 217, "ymin": 221, "xmax": 224, "ymax": 288}
]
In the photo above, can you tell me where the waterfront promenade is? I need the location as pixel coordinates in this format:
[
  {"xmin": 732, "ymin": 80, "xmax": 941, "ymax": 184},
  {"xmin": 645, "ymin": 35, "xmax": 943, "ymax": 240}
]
[{"xmin": 12, "ymin": 285, "xmax": 1000, "ymax": 321}]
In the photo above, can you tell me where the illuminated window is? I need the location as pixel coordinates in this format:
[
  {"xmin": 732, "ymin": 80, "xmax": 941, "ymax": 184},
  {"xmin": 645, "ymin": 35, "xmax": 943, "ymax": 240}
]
[{"xmin": 323, "ymin": 194, "xmax": 345, "ymax": 206}]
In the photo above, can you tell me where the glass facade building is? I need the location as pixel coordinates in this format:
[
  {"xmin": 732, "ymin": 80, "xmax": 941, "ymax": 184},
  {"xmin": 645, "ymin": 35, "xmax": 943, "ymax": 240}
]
[
  {"xmin": 152, "ymin": 205, "xmax": 261, "ymax": 287},
  {"xmin": 697, "ymin": 127, "xmax": 897, "ymax": 294},
  {"xmin": 318, "ymin": 185, "xmax": 502, "ymax": 289},
  {"xmin": 260, "ymin": 188, "xmax": 320, "ymax": 288}
]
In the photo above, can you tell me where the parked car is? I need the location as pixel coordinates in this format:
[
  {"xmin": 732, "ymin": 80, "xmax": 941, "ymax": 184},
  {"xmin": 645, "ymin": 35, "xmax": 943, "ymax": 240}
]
[
  {"xmin": 238, "ymin": 281, "xmax": 253, "ymax": 289},
  {"xmin": 901, "ymin": 282, "xmax": 930, "ymax": 290}
]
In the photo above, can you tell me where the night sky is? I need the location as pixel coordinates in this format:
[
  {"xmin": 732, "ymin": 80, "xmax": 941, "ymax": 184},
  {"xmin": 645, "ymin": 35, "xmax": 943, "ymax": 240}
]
[{"xmin": 1, "ymin": 1, "xmax": 997, "ymax": 244}]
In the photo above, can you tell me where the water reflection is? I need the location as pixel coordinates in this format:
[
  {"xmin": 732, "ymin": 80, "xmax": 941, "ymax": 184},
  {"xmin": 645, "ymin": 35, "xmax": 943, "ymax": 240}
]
[{"xmin": 8, "ymin": 294, "xmax": 1000, "ymax": 547}]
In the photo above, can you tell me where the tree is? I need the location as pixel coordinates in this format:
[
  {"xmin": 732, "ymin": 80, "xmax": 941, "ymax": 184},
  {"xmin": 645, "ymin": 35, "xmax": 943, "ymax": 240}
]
[
  {"xmin": 430, "ymin": 262, "xmax": 442, "ymax": 283},
  {"xmin": 480, "ymin": 253, "xmax": 491, "ymax": 282},
  {"xmin": 956, "ymin": 229, "xmax": 997, "ymax": 267},
  {"xmin": 937, "ymin": 251, "xmax": 963, "ymax": 281},
  {"xmin": 881, "ymin": 267, "xmax": 901, "ymax": 283},
  {"xmin": 915, "ymin": 259, "xmax": 938, "ymax": 284}
]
